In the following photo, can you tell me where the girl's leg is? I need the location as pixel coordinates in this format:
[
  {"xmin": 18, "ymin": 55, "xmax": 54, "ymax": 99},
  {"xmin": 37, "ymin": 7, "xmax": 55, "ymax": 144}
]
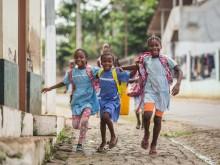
[
  {"xmin": 78, "ymin": 108, "xmax": 91, "ymax": 145},
  {"xmin": 72, "ymin": 115, "xmax": 81, "ymax": 129},
  {"xmin": 135, "ymin": 111, "xmax": 141, "ymax": 129},
  {"xmin": 142, "ymin": 102, "xmax": 154, "ymax": 149},
  {"xmin": 141, "ymin": 113, "xmax": 144, "ymax": 129},
  {"xmin": 97, "ymin": 116, "xmax": 107, "ymax": 151},
  {"xmin": 150, "ymin": 110, "xmax": 163, "ymax": 154},
  {"xmin": 102, "ymin": 112, "xmax": 117, "ymax": 149}
]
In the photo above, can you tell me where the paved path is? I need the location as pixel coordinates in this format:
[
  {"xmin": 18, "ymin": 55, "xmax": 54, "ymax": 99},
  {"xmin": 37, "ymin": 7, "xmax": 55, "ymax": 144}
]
[{"xmin": 46, "ymin": 117, "xmax": 207, "ymax": 165}]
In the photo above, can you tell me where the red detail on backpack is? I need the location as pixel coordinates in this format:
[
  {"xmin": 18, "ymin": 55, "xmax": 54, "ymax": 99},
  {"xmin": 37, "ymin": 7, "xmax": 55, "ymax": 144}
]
[
  {"xmin": 137, "ymin": 52, "xmax": 173, "ymax": 86},
  {"xmin": 128, "ymin": 52, "xmax": 173, "ymax": 112},
  {"xmin": 85, "ymin": 66, "xmax": 100, "ymax": 92}
]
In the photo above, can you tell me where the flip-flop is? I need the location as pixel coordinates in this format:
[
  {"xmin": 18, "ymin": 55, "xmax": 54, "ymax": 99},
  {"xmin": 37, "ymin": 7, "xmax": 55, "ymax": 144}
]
[
  {"xmin": 136, "ymin": 124, "xmax": 141, "ymax": 129},
  {"xmin": 96, "ymin": 142, "xmax": 107, "ymax": 153},
  {"xmin": 109, "ymin": 137, "xmax": 118, "ymax": 149},
  {"xmin": 141, "ymin": 138, "xmax": 149, "ymax": 150}
]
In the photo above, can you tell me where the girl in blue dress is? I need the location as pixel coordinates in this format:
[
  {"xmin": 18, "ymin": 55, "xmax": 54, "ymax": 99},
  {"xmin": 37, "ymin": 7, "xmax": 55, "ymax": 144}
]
[
  {"xmin": 97, "ymin": 51, "xmax": 130, "ymax": 152},
  {"xmin": 42, "ymin": 49, "xmax": 99, "ymax": 152}
]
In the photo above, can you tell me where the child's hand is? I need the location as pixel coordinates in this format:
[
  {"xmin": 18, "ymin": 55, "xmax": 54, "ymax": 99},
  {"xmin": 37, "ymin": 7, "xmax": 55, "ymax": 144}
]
[
  {"xmin": 171, "ymin": 83, "xmax": 180, "ymax": 96},
  {"xmin": 118, "ymin": 67, "xmax": 124, "ymax": 72},
  {"xmin": 41, "ymin": 87, "xmax": 51, "ymax": 93}
]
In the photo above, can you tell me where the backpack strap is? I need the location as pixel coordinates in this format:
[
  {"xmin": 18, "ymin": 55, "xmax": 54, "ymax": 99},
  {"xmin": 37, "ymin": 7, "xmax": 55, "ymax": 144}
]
[
  {"xmin": 86, "ymin": 65, "xmax": 100, "ymax": 91},
  {"xmin": 112, "ymin": 68, "xmax": 121, "ymax": 95},
  {"xmin": 85, "ymin": 66, "xmax": 93, "ymax": 80},
  {"xmin": 68, "ymin": 69, "xmax": 75, "ymax": 94},
  {"xmin": 97, "ymin": 68, "xmax": 104, "ymax": 78}
]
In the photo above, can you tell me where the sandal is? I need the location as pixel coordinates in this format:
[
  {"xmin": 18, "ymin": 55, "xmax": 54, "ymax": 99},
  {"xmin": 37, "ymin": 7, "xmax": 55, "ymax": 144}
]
[
  {"xmin": 136, "ymin": 124, "xmax": 141, "ymax": 129},
  {"xmin": 141, "ymin": 138, "xmax": 149, "ymax": 150},
  {"xmin": 149, "ymin": 146, "xmax": 157, "ymax": 155},
  {"xmin": 96, "ymin": 142, "xmax": 106, "ymax": 153},
  {"xmin": 109, "ymin": 137, "xmax": 118, "ymax": 149}
]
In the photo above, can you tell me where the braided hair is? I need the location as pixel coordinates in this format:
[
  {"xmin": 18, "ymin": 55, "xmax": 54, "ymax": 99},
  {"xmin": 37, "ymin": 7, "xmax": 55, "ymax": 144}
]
[{"xmin": 146, "ymin": 34, "xmax": 161, "ymax": 47}]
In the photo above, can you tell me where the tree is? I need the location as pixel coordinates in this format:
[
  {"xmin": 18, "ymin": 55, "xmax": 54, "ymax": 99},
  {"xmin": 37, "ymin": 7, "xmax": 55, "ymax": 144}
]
[{"xmin": 56, "ymin": 0, "xmax": 157, "ymax": 70}]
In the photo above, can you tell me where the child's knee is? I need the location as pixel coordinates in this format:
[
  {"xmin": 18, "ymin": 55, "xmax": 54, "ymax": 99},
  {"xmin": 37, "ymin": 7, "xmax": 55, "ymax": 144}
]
[
  {"xmin": 143, "ymin": 111, "xmax": 153, "ymax": 120},
  {"xmin": 154, "ymin": 116, "xmax": 162, "ymax": 125},
  {"xmin": 72, "ymin": 122, "xmax": 79, "ymax": 129},
  {"xmin": 80, "ymin": 117, "xmax": 89, "ymax": 126},
  {"xmin": 102, "ymin": 112, "xmax": 110, "ymax": 121}
]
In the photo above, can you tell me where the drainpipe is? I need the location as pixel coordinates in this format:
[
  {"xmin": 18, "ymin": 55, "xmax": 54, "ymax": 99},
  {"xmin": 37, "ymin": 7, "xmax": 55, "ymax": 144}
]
[
  {"xmin": 216, "ymin": 49, "xmax": 220, "ymax": 81},
  {"xmin": 44, "ymin": 0, "xmax": 56, "ymax": 115},
  {"xmin": 18, "ymin": 0, "xmax": 27, "ymax": 112}
]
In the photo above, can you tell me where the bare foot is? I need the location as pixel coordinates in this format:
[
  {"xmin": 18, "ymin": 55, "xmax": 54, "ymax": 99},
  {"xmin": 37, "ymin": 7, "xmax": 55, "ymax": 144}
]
[
  {"xmin": 141, "ymin": 138, "xmax": 149, "ymax": 150},
  {"xmin": 109, "ymin": 137, "xmax": 118, "ymax": 149},
  {"xmin": 149, "ymin": 145, "xmax": 157, "ymax": 155}
]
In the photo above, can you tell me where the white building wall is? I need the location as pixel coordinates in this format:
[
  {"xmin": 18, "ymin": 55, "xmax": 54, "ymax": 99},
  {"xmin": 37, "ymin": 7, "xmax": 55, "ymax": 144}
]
[
  {"xmin": 28, "ymin": 0, "xmax": 41, "ymax": 74},
  {"xmin": 0, "ymin": 0, "xmax": 18, "ymax": 63},
  {"xmin": 180, "ymin": 0, "xmax": 220, "ymax": 42},
  {"xmin": 162, "ymin": 0, "xmax": 220, "ymax": 98}
]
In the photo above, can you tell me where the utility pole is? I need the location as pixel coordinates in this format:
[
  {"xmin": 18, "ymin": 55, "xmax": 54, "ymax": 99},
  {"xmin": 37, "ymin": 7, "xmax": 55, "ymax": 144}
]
[
  {"xmin": 76, "ymin": 0, "xmax": 82, "ymax": 48},
  {"xmin": 45, "ymin": 0, "xmax": 56, "ymax": 114}
]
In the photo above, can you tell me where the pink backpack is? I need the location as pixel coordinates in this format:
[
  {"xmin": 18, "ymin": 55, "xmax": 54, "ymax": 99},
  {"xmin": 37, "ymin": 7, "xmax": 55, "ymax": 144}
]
[
  {"xmin": 128, "ymin": 52, "xmax": 173, "ymax": 112},
  {"xmin": 138, "ymin": 52, "xmax": 173, "ymax": 86}
]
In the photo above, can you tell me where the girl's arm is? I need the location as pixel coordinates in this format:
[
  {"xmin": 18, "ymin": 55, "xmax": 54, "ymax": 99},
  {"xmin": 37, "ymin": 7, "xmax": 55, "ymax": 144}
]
[
  {"xmin": 171, "ymin": 65, "xmax": 183, "ymax": 96},
  {"xmin": 41, "ymin": 82, "xmax": 65, "ymax": 93},
  {"xmin": 121, "ymin": 64, "xmax": 138, "ymax": 71}
]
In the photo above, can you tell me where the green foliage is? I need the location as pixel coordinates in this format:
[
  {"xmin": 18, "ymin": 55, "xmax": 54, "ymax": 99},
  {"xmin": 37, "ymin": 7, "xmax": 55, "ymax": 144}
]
[
  {"xmin": 56, "ymin": 128, "xmax": 71, "ymax": 143},
  {"xmin": 56, "ymin": 0, "xmax": 157, "ymax": 70}
]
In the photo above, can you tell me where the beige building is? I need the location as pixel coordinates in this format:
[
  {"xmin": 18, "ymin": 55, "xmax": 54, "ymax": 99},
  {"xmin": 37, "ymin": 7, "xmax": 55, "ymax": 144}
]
[
  {"xmin": 0, "ymin": 0, "xmax": 42, "ymax": 112},
  {"xmin": 0, "ymin": 1, "xmax": 65, "ymax": 164}
]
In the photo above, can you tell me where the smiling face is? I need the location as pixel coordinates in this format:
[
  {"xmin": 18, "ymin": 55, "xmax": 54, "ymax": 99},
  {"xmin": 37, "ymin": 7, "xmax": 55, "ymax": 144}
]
[
  {"xmin": 147, "ymin": 38, "xmax": 161, "ymax": 57},
  {"xmin": 101, "ymin": 54, "xmax": 114, "ymax": 71},
  {"xmin": 74, "ymin": 50, "xmax": 87, "ymax": 69}
]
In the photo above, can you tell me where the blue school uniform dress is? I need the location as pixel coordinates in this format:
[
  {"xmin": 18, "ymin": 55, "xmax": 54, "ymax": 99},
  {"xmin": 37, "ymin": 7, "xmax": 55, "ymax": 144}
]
[
  {"xmin": 63, "ymin": 67, "xmax": 100, "ymax": 115},
  {"xmin": 99, "ymin": 68, "xmax": 130, "ymax": 122},
  {"xmin": 144, "ymin": 56, "xmax": 177, "ymax": 112}
]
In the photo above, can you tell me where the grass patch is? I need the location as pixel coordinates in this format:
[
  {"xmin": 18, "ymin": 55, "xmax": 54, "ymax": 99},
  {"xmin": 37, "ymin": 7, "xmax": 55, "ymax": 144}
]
[
  {"xmin": 161, "ymin": 131, "xmax": 192, "ymax": 138},
  {"xmin": 56, "ymin": 127, "xmax": 71, "ymax": 144},
  {"xmin": 0, "ymin": 151, "xmax": 6, "ymax": 164}
]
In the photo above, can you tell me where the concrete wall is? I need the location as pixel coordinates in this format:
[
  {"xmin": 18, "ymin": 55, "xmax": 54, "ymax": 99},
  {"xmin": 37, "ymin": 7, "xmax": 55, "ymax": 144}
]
[
  {"xmin": 0, "ymin": 136, "xmax": 56, "ymax": 165},
  {"xmin": 0, "ymin": 0, "xmax": 18, "ymax": 63},
  {"xmin": 27, "ymin": 72, "xmax": 42, "ymax": 114},
  {"xmin": 33, "ymin": 115, "xmax": 65, "ymax": 136},
  {"xmin": 0, "ymin": 59, "xmax": 19, "ymax": 109},
  {"xmin": 28, "ymin": 0, "xmax": 41, "ymax": 74},
  {"xmin": 180, "ymin": 0, "xmax": 220, "ymax": 42},
  {"xmin": 179, "ymin": 79, "xmax": 220, "ymax": 99},
  {"xmin": 0, "ymin": 106, "xmax": 35, "ymax": 137}
]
